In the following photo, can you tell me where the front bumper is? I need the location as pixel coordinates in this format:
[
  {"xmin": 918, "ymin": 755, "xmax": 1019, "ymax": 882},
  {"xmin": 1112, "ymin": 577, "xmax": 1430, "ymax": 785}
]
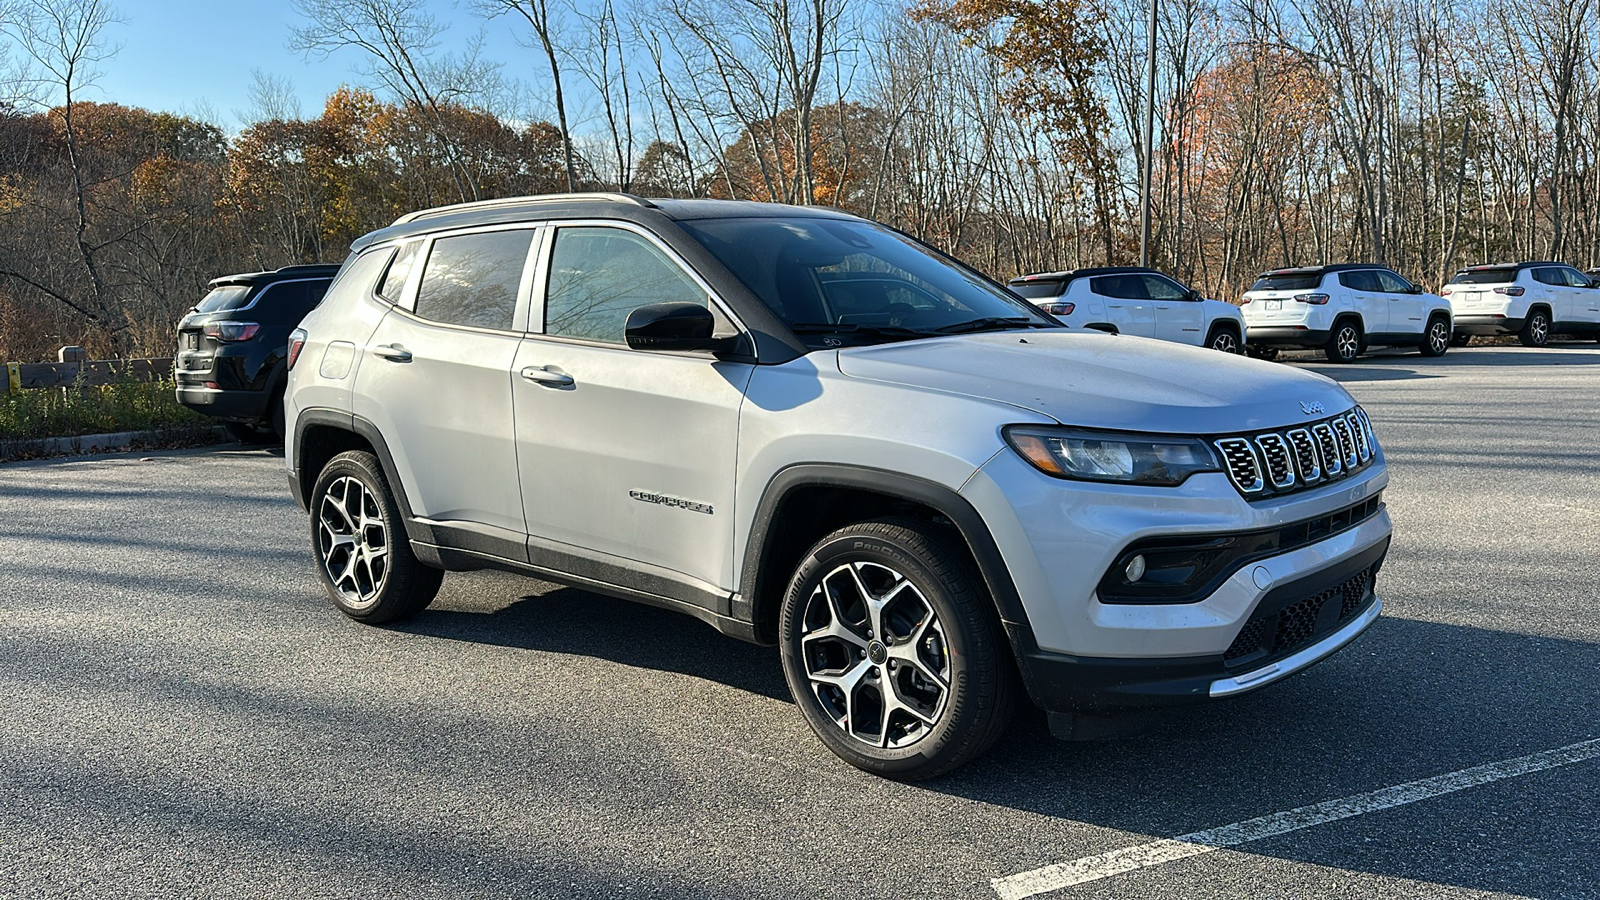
[
  {"xmin": 1245, "ymin": 325, "xmax": 1331, "ymax": 347},
  {"xmin": 961, "ymin": 446, "xmax": 1392, "ymax": 715},
  {"xmin": 1452, "ymin": 314, "xmax": 1523, "ymax": 336},
  {"xmin": 1010, "ymin": 535, "xmax": 1386, "ymax": 713}
]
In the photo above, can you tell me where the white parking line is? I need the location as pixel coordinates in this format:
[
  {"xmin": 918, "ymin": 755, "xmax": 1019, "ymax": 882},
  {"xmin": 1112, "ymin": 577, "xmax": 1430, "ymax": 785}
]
[{"xmin": 992, "ymin": 737, "xmax": 1600, "ymax": 900}]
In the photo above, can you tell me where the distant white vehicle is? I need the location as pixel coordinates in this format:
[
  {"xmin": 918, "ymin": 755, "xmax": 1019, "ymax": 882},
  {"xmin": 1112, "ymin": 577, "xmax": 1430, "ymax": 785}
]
[
  {"xmin": 1241, "ymin": 264, "xmax": 1454, "ymax": 363},
  {"xmin": 1441, "ymin": 262, "xmax": 1600, "ymax": 347},
  {"xmin": 1007, "ymin": 267, "xmax": 1246, "ymax": 353}
]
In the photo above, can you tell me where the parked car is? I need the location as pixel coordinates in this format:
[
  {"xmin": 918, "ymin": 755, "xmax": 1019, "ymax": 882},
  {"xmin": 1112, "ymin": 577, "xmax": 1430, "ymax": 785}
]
[
  {"xmin": 1007, "ymin": 267, "xmax": 1245, "ymax": 352},
  {"xmin": 1441, "ymin": 262, "xmax": 1600, "ymax": 347},
  {"xmin": 285, "ymin": 194, "xmax": 1391, "ymax": 779},
  {"xmin": 175, "ymin": 265, "xmax": 339, "ymax": 443},
  {"xmin": 1241, "ymin": 264, "xmax": 1454, "ymax": 362}
]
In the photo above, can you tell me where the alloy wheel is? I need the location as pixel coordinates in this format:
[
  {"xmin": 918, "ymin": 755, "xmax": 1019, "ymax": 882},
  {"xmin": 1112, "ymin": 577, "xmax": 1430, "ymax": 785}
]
[
  {"xmin": 1336, "ymin": 326, "xmax": 1360, "ymax": 360},
  {"xmin": 317, "ymin": 475, "xmax": 389, "ymax": 609},
  {"xmin": 1531, "ymin": 314, "xmax": 1549, "ymax": 344},
  {"xmin": 1210, "ymin": 331, "xmax": 1239, "ymax": 353},
  {"xmin": 799, "ymin": 561, "xmax": 950, "ymax": 749},
  {"xmin": 1428, "ymin": 321, "xmax": 1449, "ymax": 354}
]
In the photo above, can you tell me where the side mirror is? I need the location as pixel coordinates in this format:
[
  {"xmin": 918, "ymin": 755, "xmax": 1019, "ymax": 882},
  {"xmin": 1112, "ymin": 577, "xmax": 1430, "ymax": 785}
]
[
  {"xmin": 1407, "ymin": 284, "xmax": 1424, "ymax": 294},
  {"xmin": 1186, "ymin": 288, "xmax": 1202, "ymax": 302},
  {"xmin": 625, "ymin": 302, "xmax": 728, "ymax": 353}
]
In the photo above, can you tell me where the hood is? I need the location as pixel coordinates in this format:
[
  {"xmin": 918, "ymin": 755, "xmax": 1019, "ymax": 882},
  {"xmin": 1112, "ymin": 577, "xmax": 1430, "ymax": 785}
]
[{"xmin": 835, "ymin": 331, "xmax": 1354, "ymax": 434}]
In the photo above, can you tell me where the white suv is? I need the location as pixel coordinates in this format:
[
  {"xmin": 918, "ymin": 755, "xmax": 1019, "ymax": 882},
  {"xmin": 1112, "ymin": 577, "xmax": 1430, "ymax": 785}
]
[
  {"xmin": 1008, "ymin": 267, "xmax": 1245, "ymax": 353},
  {"xmin": 284, "ymin": 194, "xmax": 1392, "ymax": 778},
  {"xmin": 1442, "ymin": 262, "xmax": 1600, "ymax": 347},
  {"xmin": 1242, "ymin": 265, "xmax": 1454, "ymax": 362}
]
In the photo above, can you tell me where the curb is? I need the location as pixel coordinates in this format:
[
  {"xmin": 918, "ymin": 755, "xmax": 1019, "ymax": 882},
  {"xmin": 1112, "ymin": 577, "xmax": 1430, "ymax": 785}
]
[{"xmin": 0, "ymin": 426, "xmax": 231, "ymax": 461}]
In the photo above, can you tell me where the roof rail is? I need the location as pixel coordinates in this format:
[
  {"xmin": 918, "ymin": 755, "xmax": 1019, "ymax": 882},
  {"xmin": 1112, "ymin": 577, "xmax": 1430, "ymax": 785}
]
[{"xmin": 392, "ymin": 192, "xmax": 658, "ymax": 226}]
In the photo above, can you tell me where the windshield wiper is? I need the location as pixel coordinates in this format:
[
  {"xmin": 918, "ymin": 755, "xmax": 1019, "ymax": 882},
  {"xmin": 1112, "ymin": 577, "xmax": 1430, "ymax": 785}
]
[
  {"xmin": 932, "ymin": 316, "xmax": 1053, "ymax": 334},
  {"xmin": 789, "ymin": 322, "xmax": 932, "ymax": 340}
]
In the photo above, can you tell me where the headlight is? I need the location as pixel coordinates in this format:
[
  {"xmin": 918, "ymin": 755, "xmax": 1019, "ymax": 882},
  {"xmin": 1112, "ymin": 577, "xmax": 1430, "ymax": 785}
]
[{"xmin": 1003, "ymin": 426, "xmax": 1221, "ymax": 486}]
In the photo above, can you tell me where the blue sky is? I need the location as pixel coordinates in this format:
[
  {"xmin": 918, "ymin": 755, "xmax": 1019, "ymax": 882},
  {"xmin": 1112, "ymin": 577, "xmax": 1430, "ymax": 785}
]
[{"xmin": 87, "ymin": 0, "xmax": 545, "ymax": 131}]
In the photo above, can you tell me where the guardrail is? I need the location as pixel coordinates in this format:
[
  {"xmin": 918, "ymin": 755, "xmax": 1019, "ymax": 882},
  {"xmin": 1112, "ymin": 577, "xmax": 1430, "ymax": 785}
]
[{"xmin": 2, "ymin": 347, "xmax": 173, "ymax": 394}]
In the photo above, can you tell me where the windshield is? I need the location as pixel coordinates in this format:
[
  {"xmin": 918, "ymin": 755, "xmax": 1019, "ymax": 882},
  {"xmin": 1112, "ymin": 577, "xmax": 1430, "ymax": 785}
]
[
  {"xmin": 194, "ymin": 284, "xmax": 253, "ymax": 313},
  {"xmin": 1448, "ymin": 267, "xmax": 1517, "ymax": 285},
  {"xmin": 1249, "ymin": 273, "xmax": 1322, "ymax": 292},
  {"xmin": 678, "ymin": 217, "xmax": 1057, "ymax": 347}
]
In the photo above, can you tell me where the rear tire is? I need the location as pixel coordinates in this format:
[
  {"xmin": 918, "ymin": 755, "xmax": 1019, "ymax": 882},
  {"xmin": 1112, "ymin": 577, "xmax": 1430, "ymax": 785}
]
[
  {"xmin": 1518, "ymin": 309, "xmax": 1551, "ymax": 347},
  {"xmin": 1324, "ymin": 321, "xmax": 1363, "ymax": 363},
  {"xmin": 779, "ymin": 518, "xmax": 1016, "ymax": 780},
  {"xmin": 1419, "ymin": 316, "xmax": 1450, "ymax": 357},
  {"xmin": 1450, "ymin": 333, "xmax": 1472, "ymax": 347},
  {"xmin": 310, "ymin": 450, "xmax": 442, "ymax": 624}
]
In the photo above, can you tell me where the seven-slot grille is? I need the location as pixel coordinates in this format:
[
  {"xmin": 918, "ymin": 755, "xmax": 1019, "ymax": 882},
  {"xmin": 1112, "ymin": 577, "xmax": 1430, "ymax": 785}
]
[{"xmin": 1213, "ymin": 409, "xmax": 1376, "ymax": 498}]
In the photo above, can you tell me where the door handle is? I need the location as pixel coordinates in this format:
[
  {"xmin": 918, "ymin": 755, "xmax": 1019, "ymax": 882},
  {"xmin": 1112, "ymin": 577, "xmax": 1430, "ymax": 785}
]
[
  {"xmin": 372, "ymin": 344, "xmax": 412, "ymax": 362},
  {"xmin": 520, "ymin": 365, "xmax": 574, "ymax": 387}
]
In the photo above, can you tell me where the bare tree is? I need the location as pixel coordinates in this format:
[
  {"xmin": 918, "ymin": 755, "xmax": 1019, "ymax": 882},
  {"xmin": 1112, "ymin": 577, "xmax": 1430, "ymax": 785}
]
[
  {"xmin": 292, "ymin": 0, "xmax": 500, "ymax": 203},
  {"xmin": 477, "ymin": 0, "xmax": 577, "ymax": 191},
  {"xmin": 0, "ymin": 0, "xmax": 129, "ymax": 348}
]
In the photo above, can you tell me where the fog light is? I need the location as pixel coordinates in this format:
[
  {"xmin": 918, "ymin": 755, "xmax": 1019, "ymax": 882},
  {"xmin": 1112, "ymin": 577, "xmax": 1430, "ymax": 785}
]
[{"xmin": 1124, "ymin": 554, "xmax": 1147, "ymax": 583}]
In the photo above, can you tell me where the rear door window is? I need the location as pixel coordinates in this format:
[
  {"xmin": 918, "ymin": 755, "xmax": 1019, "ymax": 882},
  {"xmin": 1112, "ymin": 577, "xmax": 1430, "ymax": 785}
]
[
  {"xmin": 1531, "ymin": 267, "xmax": 1564, "ymax": 286},
  {"xmin": 1090, "ymin": 274, "xmax": 1148, "ymax": 299},
  {"xmin": 1338, "ymin": 271, "xmax": 1379, "ymax": 292},
  {"xmin": 415, "ymin": 229, "xmax": 537, "ymax": 331},
  {"xmin": 255, "ymin": 280, "xmax": 323, "ymax": 321}
]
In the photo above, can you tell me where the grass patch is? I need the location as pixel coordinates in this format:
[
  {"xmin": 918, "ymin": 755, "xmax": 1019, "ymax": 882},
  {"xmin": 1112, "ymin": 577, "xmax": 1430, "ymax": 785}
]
[{"xmin": 0, "ymin": 378, "xmax": 210, "ymax": 442}]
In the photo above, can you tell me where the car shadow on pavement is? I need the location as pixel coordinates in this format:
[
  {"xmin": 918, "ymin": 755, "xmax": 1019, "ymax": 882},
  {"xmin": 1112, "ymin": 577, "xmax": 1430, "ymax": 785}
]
[
  {"xmin": 929, "ymin": 614, "xmax": 1600, "ymax": 898},
  {"xmin": 399, "ymin": 583, "xmax": 791, "ymax": 703},
  {"xmin": 405, "ymin": 581, "xmax": 1598, "ymax": 897}
]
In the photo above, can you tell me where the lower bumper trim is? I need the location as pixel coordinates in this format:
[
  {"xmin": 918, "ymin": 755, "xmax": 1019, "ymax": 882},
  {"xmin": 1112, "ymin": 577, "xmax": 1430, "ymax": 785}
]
[{"xmin": 1210, "ymin": 594, "xmax": 1382, "ymax": 697}]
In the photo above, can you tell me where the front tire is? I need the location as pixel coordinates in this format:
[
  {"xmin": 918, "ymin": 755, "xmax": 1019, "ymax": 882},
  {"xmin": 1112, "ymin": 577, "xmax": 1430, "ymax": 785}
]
[
  {"xmin": 1419, "ymin": 316, "xmax": 1451, "ymax": 357},
  {"xmin": 310, "ymin": 450, "xmax": 442, "ymax": 624},
  {"xmin": 779, "ymin": 518, "xmax": 1016, "ymax": 780},
  {"xmin": 1324, "ymin": 321, "xmax": 1363, "ymax": 363},
  {"xmin": 1451, "ymin": 332, "xmax": 1472, "ymax": 347},
  {"xmin": 1518, "ymin": 309, "xmax": 1550, "ymax": 347},
  {"xmin": 1206, "ymin": 325, "xmax": 1242, "ymax": 354}
]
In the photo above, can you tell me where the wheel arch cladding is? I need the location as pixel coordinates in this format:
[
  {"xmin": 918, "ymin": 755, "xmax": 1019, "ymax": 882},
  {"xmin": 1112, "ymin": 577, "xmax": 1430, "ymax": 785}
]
[
  {"xmin": 294, "ymin": 411, "xmax": 418, "ymax": 532},
  {"xmin": 740, "ymin": 465, "xmax": 1030, "ymax": 647}
]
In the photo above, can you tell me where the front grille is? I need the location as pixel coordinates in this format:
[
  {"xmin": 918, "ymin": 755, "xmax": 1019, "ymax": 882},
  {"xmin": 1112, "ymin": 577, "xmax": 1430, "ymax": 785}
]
[
  {"xmin": 1213, "ymin": 409, "xmax": 1378, "ymax": 498},
  {"xmin": 1224, "ymin": 565, "xmax": 1376, "ymax": 669}
]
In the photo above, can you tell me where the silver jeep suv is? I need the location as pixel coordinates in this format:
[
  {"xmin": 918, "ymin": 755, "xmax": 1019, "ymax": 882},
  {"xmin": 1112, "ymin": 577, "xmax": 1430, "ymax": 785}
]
[{"xmin": 285, "ymin": 194, "xmax": 1393, "ymax": 779}]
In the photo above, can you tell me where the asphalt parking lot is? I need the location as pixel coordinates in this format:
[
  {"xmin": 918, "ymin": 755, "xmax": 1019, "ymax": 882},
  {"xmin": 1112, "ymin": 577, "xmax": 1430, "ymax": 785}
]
[{"xmin": 2, "ymin": 343, "xmax": 1598, "ymax": 899}]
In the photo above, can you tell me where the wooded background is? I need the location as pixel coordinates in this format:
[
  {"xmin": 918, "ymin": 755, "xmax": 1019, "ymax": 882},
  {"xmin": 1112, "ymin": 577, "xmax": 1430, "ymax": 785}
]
[{"xmin": 1, "ymin": 0, "xmax": 1596, "ymax": 361}]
